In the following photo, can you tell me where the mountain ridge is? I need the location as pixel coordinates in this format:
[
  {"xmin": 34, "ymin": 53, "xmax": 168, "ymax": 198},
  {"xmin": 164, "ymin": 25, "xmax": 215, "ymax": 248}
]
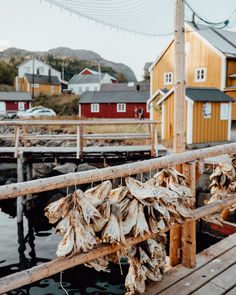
[{"xmin": 0, "ymin": 47, "xmax": 137, "ymax": 82}]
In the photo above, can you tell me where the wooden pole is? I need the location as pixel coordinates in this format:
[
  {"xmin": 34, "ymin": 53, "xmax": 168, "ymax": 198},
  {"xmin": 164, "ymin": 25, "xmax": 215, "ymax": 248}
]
[
  {"xmin": 16, "ymin": 152, "xmax": 24, "ymax": 223},
  {"xmin": 76, "ymin": 125, "xmax": 81, "ymax": 159},
  {"xmin": 170, "ymin": 0, "xmax": 186, "ymax": 267},
  {"xmin": 1, "ymin": 194, "xmax": 236, "ymax": 294},
  {"xmin": 0, "ymin": 143, "xmax": 235, "ymax": 200},
  {"xmin": 14, "ymin": 126, "xmax": 20, "ymax": 158},
  {"xmin": 182, "ymin": 162, "xmax": 196, "ymax": 268},
  {"xmin": 173, "ymin": 0, "xmax": 185, "ymax": 153}
]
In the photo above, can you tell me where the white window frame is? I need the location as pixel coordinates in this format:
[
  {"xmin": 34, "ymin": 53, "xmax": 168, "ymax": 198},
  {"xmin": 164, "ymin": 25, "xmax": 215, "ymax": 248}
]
[
  {"xmin": 164, "ymin": 72, "xmax": 173, "ymax": 85},
  {"xmin": 203, "ymin": 102, "xmax": 212, "ymax": 118},
  {"xmin": 32, "ymin": 83, "xmax": 39, "ymax": 88},
  {"xmin": 117, "ymin": 103, "xmax": 126, "ymax": 112},
  {"xmin": 195, "ymin": 67, "xmax": 207, "ymax": 82},
  {"xmin": 91, "ymin": 103, "xmax": 99, "ymax": 113},
  {"xmin": 220, "ymin": 103, "xmax": 229, "ymax": 120},
  {"xmin": 18, "ymin": 102, "xmax": 25, "ymax": 111}
]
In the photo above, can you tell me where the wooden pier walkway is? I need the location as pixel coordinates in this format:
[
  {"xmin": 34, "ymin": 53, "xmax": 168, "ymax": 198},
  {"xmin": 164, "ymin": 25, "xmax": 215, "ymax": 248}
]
[
  {"xmin": 145, "ymin": 233, "xmax": 236, "ymax": 295},
  {"xmin": 0, "ymin": 119, "xmax": 167, "ymax": 163}
]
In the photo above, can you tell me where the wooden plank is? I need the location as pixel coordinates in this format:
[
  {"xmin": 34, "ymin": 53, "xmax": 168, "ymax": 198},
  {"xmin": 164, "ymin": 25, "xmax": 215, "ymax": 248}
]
[
  {"xmin": 0, "ymin": 143, "xmax": 235, "ymax": 200},
  {"xmin": 0, "ymin": 119, "xmax": 161, "ymax": 126},
  {"xmin": 191, "ymin": 281, "xmax": 226, "ymax": 295},
  {"xmin": 210, "ymin": 263, "xmax": 236, "ymax": 290},
  {"xmin": 225, "ymin": 286, "xmax": 236, "ymax": 295},
  {"xmin": 76, "ymin": 125, "xmax": 80, "ymax": 159},
  {"xmin": 16, "ymin": 152, "xmax": 24, "ymax": 223},
  {"xmin": 144, "ymin": 233, "xmax": 236, "ymax": 295},
  {"xmin": 158, "ymin": 246, "xmax": 236, "ymax": 295}
]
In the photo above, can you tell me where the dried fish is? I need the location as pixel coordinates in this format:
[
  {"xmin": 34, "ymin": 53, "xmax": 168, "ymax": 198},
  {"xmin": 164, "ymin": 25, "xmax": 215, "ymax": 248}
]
[
  {"xmin": 44, "ymin": 194, "xmax": 72, "ymax": 224},
  {"xmin": 133, "ymin": 203, "xmax": 150, "ymax": 238},
  {"xmin": 109, "ymin": 186, "xmax": 129, "ymax": 204},
  {"xmin": 122, "ymin": 198, "xmax": 138, "ymax": 235},
  {"xmin": 75, "ymin": 189, "xmax": 101, "ymax": 224},
  {"xmin": 84, "ymin": 257, "xmax": 110, "ymax": 272},
  {"xmin": 92, "ymin": 199, "xmax": 111, "ymax": 232},
  {"xmin": 84, "ymin": 180, "xmax": 112, "ymax": 207},
  {"xmin": 56, "ymin": 225, "xmax": 74, "ymax": 257}
]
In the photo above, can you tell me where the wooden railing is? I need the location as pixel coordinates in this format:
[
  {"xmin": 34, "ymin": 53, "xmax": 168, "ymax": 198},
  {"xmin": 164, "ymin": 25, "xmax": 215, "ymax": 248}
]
[
  {"xmin": 0, "ymin": 119, "xmax": 160, "ymax": 158},
  {"xmin": 0, "ymin": 142, "xmax": 235, "ymax": 293}
]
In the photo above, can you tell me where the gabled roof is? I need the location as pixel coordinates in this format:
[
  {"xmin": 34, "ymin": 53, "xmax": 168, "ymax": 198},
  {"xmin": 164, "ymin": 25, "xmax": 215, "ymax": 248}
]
[
  {"xmin": 69, "ymin": 73, "xmax": 104, "ymax": 84},
  {"xmin": 78, "ymin": 68, "xmax": 99, "ymax": 75},
  {"xmin": 0, "ymin": 92, "xmax": 32, "ymax": 101},
  {"xmin": 25, "ymin": 74, "xmax": 60, "ymax": 85},
  {"xmin": 143, "ymin": 62, "xmax": 153, "ymax": 71},
  {"xmin": 186, "ymin": 22, "xmax": 236, "ymax": 57},
  {"xmin": 79, "ymin": 89, "xmax": 149, "ymax": 104}
]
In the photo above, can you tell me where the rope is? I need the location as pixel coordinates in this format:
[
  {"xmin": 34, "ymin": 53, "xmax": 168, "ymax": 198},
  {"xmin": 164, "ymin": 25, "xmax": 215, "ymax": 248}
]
[{"xmin": 60, "ymin": 271, "xmax": 69, "ymax": 295}]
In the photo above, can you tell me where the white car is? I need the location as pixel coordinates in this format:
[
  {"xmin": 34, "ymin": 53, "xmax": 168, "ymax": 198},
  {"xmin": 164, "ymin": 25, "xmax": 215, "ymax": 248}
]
[{"xmin": 18, "ymin": 107, "xmax": 56, "ymax": 118}]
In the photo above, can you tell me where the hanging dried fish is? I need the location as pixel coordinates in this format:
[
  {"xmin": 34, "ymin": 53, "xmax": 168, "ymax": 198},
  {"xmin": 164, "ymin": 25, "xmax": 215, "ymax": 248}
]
[{"xmin": 84, "ymin": 180, "xmax": 112, "ymax": 207}]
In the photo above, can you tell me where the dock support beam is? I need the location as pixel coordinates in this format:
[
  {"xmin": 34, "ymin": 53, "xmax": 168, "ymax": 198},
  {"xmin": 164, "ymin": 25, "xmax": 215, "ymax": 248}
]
[{"xmin": 17, "ymin": 152, "xmax": 24, "ymax": 223}]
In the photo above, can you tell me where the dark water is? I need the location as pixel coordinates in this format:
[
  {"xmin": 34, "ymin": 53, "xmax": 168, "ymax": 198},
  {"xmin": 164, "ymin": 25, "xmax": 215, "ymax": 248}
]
[{"xmin": 0, "ymin": 203, "xmax": 127, "ymax": 295}]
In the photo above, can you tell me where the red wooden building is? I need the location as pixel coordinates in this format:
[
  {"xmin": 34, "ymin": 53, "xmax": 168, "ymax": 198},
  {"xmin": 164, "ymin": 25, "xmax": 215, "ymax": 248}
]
[
  {"xmin": 0, "ymin": 92, "xmax": 32, "ymax": 115},
  {"xmin": 78, "ymin": 83, "xmax": 150, "ymax": 119}
]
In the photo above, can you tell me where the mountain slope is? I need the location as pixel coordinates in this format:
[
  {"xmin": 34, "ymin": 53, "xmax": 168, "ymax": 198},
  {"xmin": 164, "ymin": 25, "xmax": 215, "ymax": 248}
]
[{"xmin": 0, "ymin": 47, "xmax": 136, "ymax": 82}]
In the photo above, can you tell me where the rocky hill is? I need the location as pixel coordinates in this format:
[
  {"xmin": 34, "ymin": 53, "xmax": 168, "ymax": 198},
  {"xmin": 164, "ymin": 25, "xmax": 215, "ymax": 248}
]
[{"xmin": 0, "ymin": 47, "xmax": 136, "ymax": 82}]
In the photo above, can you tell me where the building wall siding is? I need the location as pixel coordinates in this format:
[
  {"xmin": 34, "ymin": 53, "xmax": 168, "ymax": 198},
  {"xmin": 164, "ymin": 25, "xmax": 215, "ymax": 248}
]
[
  {"xmin": 5, "ymin": 101, "xmax": 30, "ymax": 112},
  {"xmin": 226, "ymin": 59, "xmax": 236, "ymax": 87},
  {"xmin": 192, "ymin": 102, "xmax": 228, "ymax": 143},
  {"xmin": 151, "ymin": 27, "xmax": 222, "ymax": 95},
  {"xmin": 225, "ymin": 90, "xmax": 236, "ymax": 120},
  {"xmin": 81, "ymin": 103, "xmax": 149, "ymax": 119}
]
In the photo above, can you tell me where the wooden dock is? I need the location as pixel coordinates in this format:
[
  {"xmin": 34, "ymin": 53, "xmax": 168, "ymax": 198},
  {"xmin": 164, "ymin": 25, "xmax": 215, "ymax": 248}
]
[
  {"xmin": 0, "ymin": 119, "xmax": 166, "ymax": 163},
  {"xmin": 145, "ymin": 233, "xmax": 236, "ymax": 295}
]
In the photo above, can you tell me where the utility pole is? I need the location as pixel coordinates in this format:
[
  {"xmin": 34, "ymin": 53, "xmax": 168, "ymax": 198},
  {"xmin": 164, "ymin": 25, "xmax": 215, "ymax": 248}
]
[
  {"xmin": 169, "ymin": 0, "xmax": 186, "ymax": 267},
  {"xmin": 173, "ymin": 0, "xmax": 185, "ymax": 153},
  {"xmin": 32, "ymin": 58, "xmax": 35, "ymax": 99}
]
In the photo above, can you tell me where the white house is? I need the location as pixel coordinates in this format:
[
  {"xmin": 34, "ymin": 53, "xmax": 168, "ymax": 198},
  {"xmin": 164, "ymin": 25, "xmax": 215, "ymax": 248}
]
[
  {"xmin": 68, "ymin": 68, "xmax": 117, "ymax": 95},
  {"xmin": 17, "ymin": 59, "xmax": 61, "ymax": 80}
]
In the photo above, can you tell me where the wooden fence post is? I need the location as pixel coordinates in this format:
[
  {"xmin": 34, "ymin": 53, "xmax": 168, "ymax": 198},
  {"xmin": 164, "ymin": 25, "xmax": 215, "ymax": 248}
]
[
  {"xmin": 182, "ymin": 161, "xmax": 196, "ymax": 268},
  {"xmin": 14, "ymin": 126, "xmax": 21, "ymax": 158},
  {"xmin": 151, "ymin": 123, "xmax": 155, "ymax": 157},
  {"xmin": 17, "ymin": 152, "xmax": 24, "ymax": 223}
]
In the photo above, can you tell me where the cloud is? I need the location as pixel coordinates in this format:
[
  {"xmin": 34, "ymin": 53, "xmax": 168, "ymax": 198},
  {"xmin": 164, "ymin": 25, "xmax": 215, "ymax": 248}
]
[{"xmin": 0, "ymin": 39, "xmax": 12, "ymax": 51}]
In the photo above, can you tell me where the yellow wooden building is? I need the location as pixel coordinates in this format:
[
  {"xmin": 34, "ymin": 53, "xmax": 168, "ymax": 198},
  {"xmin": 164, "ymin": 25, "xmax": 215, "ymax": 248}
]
[
  {"xmin": 148, "ymin": 21, "xmax": 236, "ymax": 144},
  {"xmin": 15, "ymin": 74, "xmax": 61, "ymax": 96}
]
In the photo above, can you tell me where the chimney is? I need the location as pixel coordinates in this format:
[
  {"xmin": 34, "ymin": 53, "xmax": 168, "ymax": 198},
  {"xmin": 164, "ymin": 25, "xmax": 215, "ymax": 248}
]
[
  {"xmin": 48, "ymin": 69, "xmax": 51, "ymax": 83},
  {"xmin": 136, "ymin": 84, "xmax": 140, "ymax": 92}
]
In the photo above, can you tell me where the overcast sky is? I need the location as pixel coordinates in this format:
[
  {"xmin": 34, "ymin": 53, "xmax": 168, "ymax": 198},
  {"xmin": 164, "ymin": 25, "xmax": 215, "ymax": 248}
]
[{"xmin": 0, "ymin": 0, "xmax": 236, "ymax": 80}]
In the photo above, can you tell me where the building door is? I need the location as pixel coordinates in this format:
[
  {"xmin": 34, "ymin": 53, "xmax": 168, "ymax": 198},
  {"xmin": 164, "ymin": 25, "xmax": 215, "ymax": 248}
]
[
  {"xmin": 18, "ymin": 102, "xmax": 25, "ymax": 111},
  {"xmin": 0, "ymin": 102, "xmax": 6, "ymax": 115}
]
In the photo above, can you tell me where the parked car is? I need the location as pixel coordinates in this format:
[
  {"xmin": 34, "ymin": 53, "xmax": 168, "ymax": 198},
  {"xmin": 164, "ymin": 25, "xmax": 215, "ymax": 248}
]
[
  {"xmin": 18, "ymin": 107, "xmax": 56, "ymax": 118},
  {"xmin": 17, "ymin": 107, "xmax": 45, "ymax": 118}
]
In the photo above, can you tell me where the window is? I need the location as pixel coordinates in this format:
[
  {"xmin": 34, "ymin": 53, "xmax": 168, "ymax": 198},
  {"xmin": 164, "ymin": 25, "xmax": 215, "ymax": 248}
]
[
  {"xmin": 51, "ymin": 85, "xmax": 55, "ymax": 94},
  {"xmin": 18, "ymin": 102, "xmax": 25, "ymax": 111},
  {"xmin": 203, "ymin": 102, "xmax": 212, "ymax": 118},
  {"xmin": 32, "ymin": 83, "xmax": 39, "ymax": 88},
  {"xmin": 164, "ymin": 72, "xmax": 173, "ymax": 85},
  {"xmin": 91, "ymin": 104, "xmax": 99, "ymax": 113},
  {"xmin": 220, "ymin": 103, "xmax": 229, "ymax": 120},
  {"xmin": 117, "ymin": 103, "xmax": 126, "ymax": 112},
  {"xmin": 195, "ymin": 67, "xmax": 206, "ymax": 82},
  {"xmin": 85, "ymin": 86, "xmax": 89, "ymax": 91}
]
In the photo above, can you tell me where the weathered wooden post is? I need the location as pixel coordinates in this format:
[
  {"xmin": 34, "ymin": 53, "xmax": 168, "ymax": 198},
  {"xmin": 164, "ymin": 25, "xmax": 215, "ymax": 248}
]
[
  {"xmin": 182, "ymin": 161, "xmax": 196, "ymax": 268},
  {"xmin": 17, "ymin": 151, "xmax": 24, "ymax": 223},
  {"xmin": 169, "ymin": 0, "xmax": 186, "ymax": 267}
]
